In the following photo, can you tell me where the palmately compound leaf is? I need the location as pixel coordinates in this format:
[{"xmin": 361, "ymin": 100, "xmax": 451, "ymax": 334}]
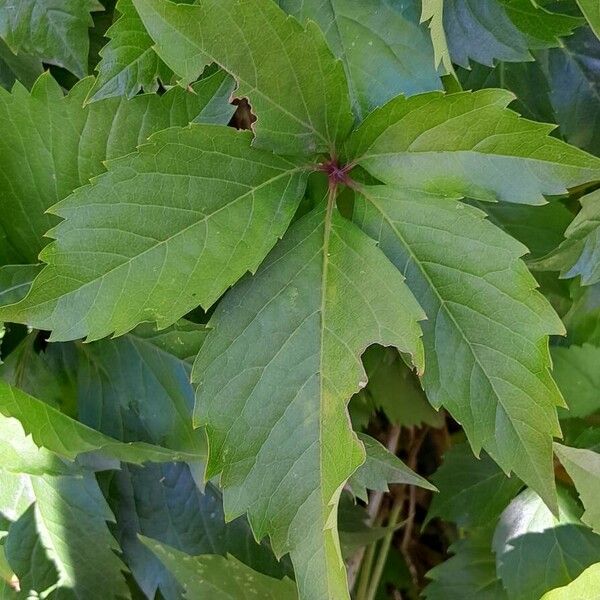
[
  {"xmin": 347, "ymin": 433, "xmax": 436, "ymax": 502},
  {"xmin": 87, "ymin": 0, "xmax": 196, "ymax": 102},
  {"xmin": 344, "ymin": 89, "xmax": 600, "ymax": 204},
  {"xmin": 0, "ymin": 70, "xmax": 235, "ymax": 264},
  {"xmin": 426, "ymin": 443, "xmax": 522, "ymax": 529},
  {"xmin": 552, "ymin": 343, "xmax": 600, "ymax": 419},
  {"xmin": 141, "ymin": 536, "xmax": 297, "ymax": 599},
  {"xmin": 279, "ymin": 0, "xmax": 441, "ymax": 119},
  {"xmin": 0, "ymin": 126, "xmax": 308, "ymax": 342},
  {"xmin": 534, "ymin": 190, "xmax": 600, "ymax": 286},
  {"xmin": 541, "ymin": 562, "xmax": 600, "ymax": 600},
  {"xmin": 554, "ymin": 443, "xmax": 600, "ymax": 533},
  {"xmin": 353, "ymin": 185, "xmax": 565, "ymax": 510},
  {"xmin": 0, "ymin": 380, "xmax": 204, "ymax": 465},
  {"xmin": 192, "ymin": 204, "xmax": 424, "ymax": 599},
  {"xmin": 133, "ymin": 0, "xmax": 353, "ymax": 155},
  {"xmin": 0, "ymin": 0, "xmax": 101, "ymax": 78}
]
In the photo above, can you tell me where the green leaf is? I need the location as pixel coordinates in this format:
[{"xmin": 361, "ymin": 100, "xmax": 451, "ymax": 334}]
[
  {"xmin": 349, "ymin": 346, "xmax": 444, "ymax": 429},
  {"xmin": 0, "ymin": 0, "xmax": 101, "ymax": 78},
  {"xmin": 0, "ymin": 38, "xmax": 42, "ymax": 91},
  {"xmin": 141, "ymin": 536, "xmax": 297, "ymax": 599},
  {"xmin": 353, "ymin": 185, "xmax": 564, "ymax": 511},
  {"xmin": 426, "ymin": 443, "xmax": 522, "ymax": 529},
  {"xmin": 576, "ymin": 0, "xmax": 600, "ymax": 39},
  {"xmin": 441, "ymin": 0, "xmax": 581, "ymax": 68},
  {"xmin": 0, "ymin": 380, "xmax": 204, "ymax": 465},
  {"xmin": 111, "ymin": 466, "xmax": 288, "ymax": 600},
  {"xmin": 192, "ymin": 205, "xmax": 425, "ymax": 600},
  {"xmin": 345, "ymin": 89, "xmax": 600, "ymax": 204},
  {"xmin": 0, "ymin": 266, "xmax": 41, "ymax": 308},
  {"xmin": 0, "ymin": 472, "xmax": 33, "ymax": 523},
  {"xmin": 0, "ymin": 125, "xmax": 307, "ymax": 341},
  {"xmin": 541, "ymin": 562, "xmax": 600, "ymax": 600},
  {"xmin": 421, "ymin": 0, "xmax": 456, "ymax": 77},
  {"xmin": 552, "ymin": 343, "xmax": 600, "ymax": 419},
  {"xmin": 0, "ymin": 70, "xmax": 235, "ymax": 264},
  {"xmin": 424, "ymin": 534, "xmax": 508, "ymax": 600},
  {"xmin": 563, "ymin": 282, "xmax": 600, "ymax": 346},
  {"xmin": 534, "ymin": 190, "xmax": 600, "ymax": 285},
  {"xmin": 279, "ymin": 0, "xmax": 441, "ymax": 119},
  {"xmin": 133, "ymin": 0, "xmax": 353, "ymax": 154},
  {"xmin": 347, "ymin": 433, "xmax": 435, "ymax": 502},
  {"xmin": 492, "ymin": 487, "xmax": 600, "ymax": 599},
  {"xmin": 88, "ymin": 0, "xmax": 193, "ymax": 102},
  {"xmin": 554, "ymin": 443, "xmax": 600, "ymax": 533}
]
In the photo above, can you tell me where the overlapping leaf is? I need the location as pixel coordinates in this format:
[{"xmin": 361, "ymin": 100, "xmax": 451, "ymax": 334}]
[
  {"xmin": 0, "ymin": 70, "xmax": 235, "ymax": 264},
  {"xmin": 193, "ymin": 205, "xmax": 424, "ymax": 599},
  {"xmin": 133, "ymin": 0, "xmax": 353, "ymax": 154},
  {"xmin": 0, "ymin": 126, "xmax": 308, "ymax": 341},
  {"xmin": 353, "ymin": 185, "xmax": 564, "ymax": 508},
  {"xmin": 0, "ymin": 0, "xmax": 101, "ymax": 78},
  {"xmin": 541, "ymin": 562, "xmax": 600, "ymax": 600},
  {"xmin": 345, "ymin": 89, "xmax": 600, "ymax": 204},
  {"xmin": 141, "ymin": 537, "xmax": 297, "ymax": 599},
  {"xmin": 279, "ymin": 0, "xmax": 441, "ymax": 119}
]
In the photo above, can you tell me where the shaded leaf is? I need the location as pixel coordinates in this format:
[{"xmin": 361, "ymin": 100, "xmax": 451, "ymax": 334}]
[
  {"xmin": 0, "ymin": 38, "xmax": 42, "ymax": 91},
  {"xmin": 426, "ymin": 443, "xmax": 522, "ymax": 529},
  {"xmin": 554, "ymin": 443, "xmax": 600, "ymax": 533},
  {"xmin": 0, "ymin": 266, "xmax": 41, "ymax": 308},
  {"xmin": 280, "ymin": 0, "xmax": 441, "ymax": 119},
  {"xmin": 193, "ymin": 205, "xmax": 424, "ymax": 599},
  {"xmin": 0, "ymin": 0, "xmax": 101, "ymax": 78},
  {"xmin": 348, "ymin": 432, "xmax": 435, "ymax": 502},
  {"xmin": 141, "ymin": 536, "xmax": 297, "ymax": 599},
  {"xmin": 133, "ymin": 0, "xmax": 353, "ymax": 154},
  {"xmin": 353, "ymin": 185, "xmax": 564, "ymax": 510}
]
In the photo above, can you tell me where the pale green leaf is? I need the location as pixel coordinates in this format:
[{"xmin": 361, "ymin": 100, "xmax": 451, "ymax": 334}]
[
  {"xmin": 576, "ymin": 0, "xmax": 600, "ymax": 40},
  {"xmin": 421, "ymin": 0, "xmax": 456, "ymax": 77},
  {"xmin": 88, "ymin": 0, "xmax": 195, "ymax": 102},
  {"xmin": 141, "ymin": 536, "xmax": 297, "ymax": 599},
  {"xmin": 534, "ymin": 190, "xmax": 600, "ymax": 285},
  {"xmin": 133, "ymin": 0, "xmax": 353, "ymax": 154},
  {"xmin": 541, "ymin": 562, "xmax": 600, "ymax": 600},
  {"xmin": 0, "ymin": 472, "xmax": 33, "ymax": 522},
  {"xmin": 554, "ymin": 443, "xmax": 600, "ymax": 533},
  {"xmin": 0, "ymin": 70, "xmax": 235, "ymax": 264},
  {"xmin": 345, "ymin": 89, "xmax": 600, "ymax": 204},
  {"xmin": 0, "ymin": 125, "xmax": 307, "ymax": 341},
  {"xmin": 348, "ymin": 433, "xmax": 436, "ymax": 502},
  {"xmin": 280, "ymin": 0, "xmax": 441, "ymax": 119},
  {"xmin": 353, "ymin": 185, "xmax": 564, "ymax": 510},
  {"xmin": 552, "ymin": 344, "xmax": 600, "ymax": 419},
  {"xmin": 193, "ymin": 205, "xmax": 424, "ymax": 600},
  {"xmin": 426, "ymin": 443, "xmax": 522, "ymax": 529},
  {"xmin": 0, "ymin": 0, "xmax": 101, "ymax": 78},
  {"xmin": 0, "ymin": 380, "xmax": 204, "ymax": 465}
]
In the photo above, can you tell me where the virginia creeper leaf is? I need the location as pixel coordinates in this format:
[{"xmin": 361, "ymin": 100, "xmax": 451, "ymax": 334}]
[
  {"xmin": 353, "ymin": 185, "xmax": 565, "ymax": 509},
  {"xmin": 420, "ymin": 0, "xmax": 456, "ymax": 77},
  {"xmin": 0, "ymin": 38, "xmax": 42, "ymax": 91},
  {"xmin": 0, "ymin": 380, "xmax": 204, "ymax": 465},
  {"xmin": 133, "ymin": 0, "xmax": 353, "ymax": 154},
  {"xmin": 554, "ymin": 443, "xmax": 600, "ymax": 533},
  {"xmin": 0, "ymin": 70, "xmax": 235, "ymax": 264},
  {"xmin": 0, "ymin": 0, "xmax": 101, "ymax": 78},
  {"xmin": 534, "ymin": 190, "xmax": 600, "ymax": 285},
  {"xmin": 0, "ymin": 126, "xmax": 308, "ymax": 341},
  {"xmin": 541, "ymin": 562, "xmax": 600, "ymax": 600},
  {"xmin": 279, "ymin": 0, "xmax": 441, "ymax": 119},
  {"xmin": 576, "ymin": 0, "xmax": 600, "ymax": 40},
  {"xmin": 426, "ymin": 443, "xmax": 522, "ymax": 529},
  {"xmin": 0, "ymin": 266, "xmax": 41, "ymax": 308},
  {"xmin": 347, "ymin": 433, "xmax": 436, "ymax": 502},
  {"xmin": 192, "ymin": 205, "xmax": 425, "ymax": 600},
  {"xmin": 0, "ymin": 472, "xmax": 33, "ymax": 523},
  {"xmin": 141, "ymin": 536, "xmax": 297, "ymax": 599},
  {"xmin": 345, "ymin": 89, "xmax": 600, "ymax": 204},
  {"xmin": 552, "ymin": 343, "xmax": 600, "ymax": 419}
]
